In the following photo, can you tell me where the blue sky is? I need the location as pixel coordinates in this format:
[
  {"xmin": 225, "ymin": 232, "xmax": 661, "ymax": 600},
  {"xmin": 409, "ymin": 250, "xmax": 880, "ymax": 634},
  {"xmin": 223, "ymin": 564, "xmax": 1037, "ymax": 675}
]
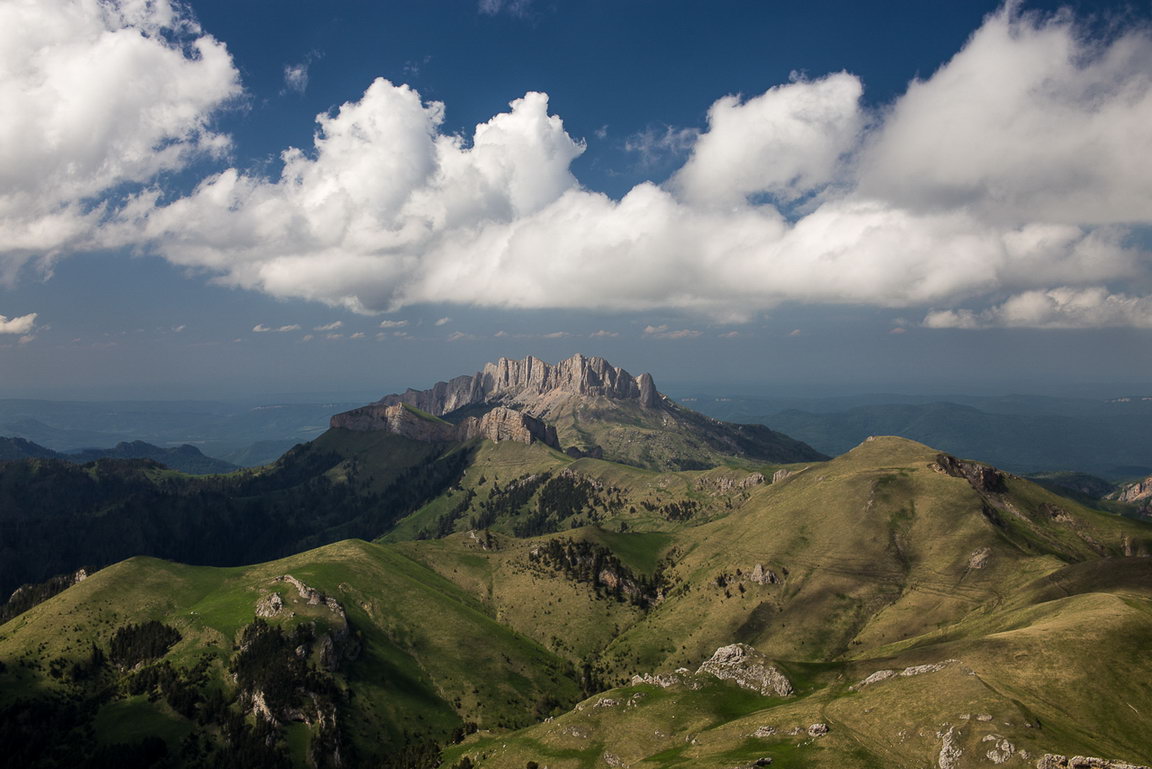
[{"xmin": 2, "ymin": 0, "xmax": 1152, "ymax": 399}]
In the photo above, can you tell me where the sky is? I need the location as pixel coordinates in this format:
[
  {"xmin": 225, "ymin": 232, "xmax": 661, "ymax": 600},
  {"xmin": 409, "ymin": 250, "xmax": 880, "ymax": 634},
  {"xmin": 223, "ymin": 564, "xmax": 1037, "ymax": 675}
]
[{"xmin": 2, "ymin": 0, "xmax": 1152, "ymax": 400}]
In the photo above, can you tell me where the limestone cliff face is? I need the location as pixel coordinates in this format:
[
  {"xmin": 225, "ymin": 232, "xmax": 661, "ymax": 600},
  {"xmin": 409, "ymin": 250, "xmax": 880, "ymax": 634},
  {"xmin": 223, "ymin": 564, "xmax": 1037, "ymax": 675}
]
[
  {"xmin": 375, "ymin": 354, "xmax": 662, "ymax": 417},
  {"xmin": 330, "ymin": 402, "xmax": 559, "ymax": 449},
  {"xmin": 459, "ymin": 406, "xmax": 560, "ymax": 447},
  {"xmin": 1115, "ymin": 475, "xmax": 1152, "ymax": 505},
  {"xmin": 329, "ymin": 353, "xmax": 827, "ymax": 467}
]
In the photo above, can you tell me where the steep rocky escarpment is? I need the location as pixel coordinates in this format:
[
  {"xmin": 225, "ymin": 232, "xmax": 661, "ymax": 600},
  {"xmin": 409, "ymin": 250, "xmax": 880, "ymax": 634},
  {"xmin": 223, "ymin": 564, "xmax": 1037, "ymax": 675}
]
[
  {"xmin": 1116, "ymin": 476, "xmax": 1152, "ymax": 504},
  {"xmin": 331, "ymin": 354, "xmax": 826, "ymax": 467},
  {"xmin": 372, "ymin": 354, "xmax": 660, "ymax": 416},
  {"xmin": 1113, "ymin": 475, "xmax": 1152, "ymax": 517},
  {"xmin": 331, "ymin": 403, "xmax": 559, "ymax": 449}
]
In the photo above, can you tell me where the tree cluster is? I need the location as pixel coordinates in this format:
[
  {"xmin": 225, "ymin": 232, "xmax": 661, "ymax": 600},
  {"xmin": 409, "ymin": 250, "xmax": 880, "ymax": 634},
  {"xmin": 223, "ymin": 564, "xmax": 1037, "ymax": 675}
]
[{"xmin": 109, "ymin": 620, "xmax": 182, "ymax": 669}]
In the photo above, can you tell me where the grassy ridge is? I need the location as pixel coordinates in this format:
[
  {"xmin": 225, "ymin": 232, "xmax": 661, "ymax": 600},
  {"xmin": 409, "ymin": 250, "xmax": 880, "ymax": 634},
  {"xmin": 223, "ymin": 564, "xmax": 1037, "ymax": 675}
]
[
  {"xmin": 4, "ymin": 435, "xmax": 1152, "ymax": 768},
  {"xmin": 0, "ymin": 539, "xmax": 582, "ymax": 766}
]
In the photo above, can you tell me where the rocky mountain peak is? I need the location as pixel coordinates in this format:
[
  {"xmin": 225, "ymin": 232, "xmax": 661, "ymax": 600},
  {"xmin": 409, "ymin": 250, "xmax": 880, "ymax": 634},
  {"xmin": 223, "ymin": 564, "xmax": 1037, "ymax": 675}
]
[
  {"xmin": 479, "ymin": 353, "xmax": 658, "ymax": 407},
  {"xmin": 374, "ymin": 354, "xmax": 662, "ymax": 418},
  {"xmin": 328, "ymin": 354, "xmax": 661, "ymax": 449},
  {"xmin": 329, "ymin": 353, "xmax": 826, "ymax": 467}
]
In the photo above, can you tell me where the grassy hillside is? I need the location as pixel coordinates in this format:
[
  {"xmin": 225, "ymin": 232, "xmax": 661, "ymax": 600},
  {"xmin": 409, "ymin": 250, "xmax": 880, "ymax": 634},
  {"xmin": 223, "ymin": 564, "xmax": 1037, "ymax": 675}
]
[
  {"xmin": 4, "ymin": 436, "xmax": 1152, "ymax": 768},
  {"xmin": 0, "ymin": 431, "xmax": 469, "ymax": 596},
  {"xmin": 0, "ymin": 539, "xmax": 581, "ymax": 768},
  {"xmin": 430, "ymin": 439, "xmax": 1152, "ymax": 769},
  {"xmin": 519, "ymin": 393, "xmax": 826, "ymax": 471}
]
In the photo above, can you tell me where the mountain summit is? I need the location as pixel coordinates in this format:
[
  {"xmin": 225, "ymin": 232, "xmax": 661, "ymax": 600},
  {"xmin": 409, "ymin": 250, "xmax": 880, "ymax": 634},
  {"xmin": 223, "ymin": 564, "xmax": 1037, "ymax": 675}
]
[
  {"xmin": 377, "ymin": 353, "xmax": 660, "ymax": 413},
  {"xmin": 332, "ymin": 354, "xmax": 826, "ymax": 470}
]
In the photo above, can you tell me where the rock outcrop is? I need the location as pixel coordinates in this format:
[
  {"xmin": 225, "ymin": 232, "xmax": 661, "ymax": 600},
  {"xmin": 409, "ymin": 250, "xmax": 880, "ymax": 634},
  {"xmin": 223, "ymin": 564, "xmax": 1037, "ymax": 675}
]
[
  {"xmin": 255, "ymin": 591, "xmax": 283, "ymax": 617},
  {"xmin": 1037, "ymin": 756, "xmax": 1151, "ymax": 769},
  {"xmin": 330, "ymin": 403, "xmax": 559, "ymax": 449},
  {"xmin": 1114, "ymin": 475, "xmax": 1152, "ymax": 505},
  {"xmin": 933, "ymin": 453, "xmax": 1006, "ymax": 493},
  {"xmin": 749, "ymin": 564, "xmax": 780, "ymax": 585},
  {"xmin": 695, "ymin": 473, "xmax": 766, "ymax": 493},
  {"xmin": 850, "ymin": 659, "xmax": 959, "ymax": 690},
  {"xmin": 938, "ymin": 726, "xmax": 963, "ymax": 769},
  {"xmin": 630, "ymin": 671, "xmax": 697, "ymax": 689},
  {"xmin": 696, "ymin": 643, "xmax": 793, "ymax": 697}
]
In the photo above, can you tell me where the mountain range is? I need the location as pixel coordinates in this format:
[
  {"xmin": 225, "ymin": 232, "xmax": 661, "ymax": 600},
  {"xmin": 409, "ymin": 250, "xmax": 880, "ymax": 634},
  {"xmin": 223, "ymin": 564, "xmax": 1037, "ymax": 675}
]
[
  {"xmin": 0, "ymin": 436, "xmax": 237, "ymax": 475},
  {"xmin": 1, "ymin": 354, "xmax": 1150, "ymax": 769},
  {"xmin": 685, "ymin": 394, "xmax": 1152, "ymax": 481}
]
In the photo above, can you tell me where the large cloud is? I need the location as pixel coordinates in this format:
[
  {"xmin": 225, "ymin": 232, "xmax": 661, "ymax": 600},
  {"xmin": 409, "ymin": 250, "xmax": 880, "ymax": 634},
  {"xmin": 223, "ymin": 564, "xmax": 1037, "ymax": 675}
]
[
  {"xmin": 858, "ymin": 5, "xmax": 1152, "ymax": 226},
  {"xmin": 0, "ymin": 0, "xmax": 239, "ymax": 280},
  {"xmin": 6, "ymin": 3, "xmax": 1152, "ymax": 328},
  {"xmin": 125, "ymin": 81, "xmax": 584, "ymax": 311},
  {"xmin": 672, "ymin": 72, "xmax": 864, "ymax": 207}
]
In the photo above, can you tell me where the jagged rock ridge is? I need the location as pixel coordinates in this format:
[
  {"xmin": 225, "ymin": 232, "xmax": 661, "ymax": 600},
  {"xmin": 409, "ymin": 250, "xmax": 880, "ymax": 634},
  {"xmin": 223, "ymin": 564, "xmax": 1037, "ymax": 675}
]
[
  {"xmin": 377, "ymin": 354, "xmax": 659, "ymax": 416},
  {"xmin": 330, "ymin": 354, "xmax": 828, "ymax": 469},
  {"xmin": 330, "ymin": 354, "xmax": 662, "ymax": 448}
]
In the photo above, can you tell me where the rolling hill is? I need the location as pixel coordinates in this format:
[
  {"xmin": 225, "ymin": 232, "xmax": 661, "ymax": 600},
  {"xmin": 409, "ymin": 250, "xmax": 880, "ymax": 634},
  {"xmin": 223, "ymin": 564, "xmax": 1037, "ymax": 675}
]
[
  {"xmin": 2, "ymin": 435, "xmax": 1151, "ymax": 768},
  {"xmin": 2, "ymin": 357, "xmax": 1151, "ymax": 768}
]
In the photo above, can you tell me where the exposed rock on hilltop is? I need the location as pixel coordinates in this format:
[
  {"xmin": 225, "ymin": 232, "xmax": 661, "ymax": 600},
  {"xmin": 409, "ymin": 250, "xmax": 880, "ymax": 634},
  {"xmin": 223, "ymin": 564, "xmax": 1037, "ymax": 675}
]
[
  {"xmin": 331, "ymin": 354, "xmax": 827, "ymax": 469},
  {"xmin": 1114, "ymin": 475, "xmax": 1152, "ymax": 515},
  {"xmin": 1038, "ymin": 756, "xmax": 1151, "ymax": 769},
  {"xmin": 1117, "ymin": 477, "xmax": 1152, "ymax": 503},
  {"xmin": 695, "ymin": 643, "xmax": 793, "ymax": 697}
]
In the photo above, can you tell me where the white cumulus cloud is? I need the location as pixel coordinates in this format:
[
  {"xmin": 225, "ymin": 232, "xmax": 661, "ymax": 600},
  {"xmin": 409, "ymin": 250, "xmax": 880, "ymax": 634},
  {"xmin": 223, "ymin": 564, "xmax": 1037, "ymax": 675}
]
[
  {"xmin": 858, "ymin": 5, "xmax": 1152, "ymax": 225},
  {"xmin": 924, "ymin": 287, "xmax": 1152, "ymax": 329},
  {"xmin": 125, "ymin": 82, "xmax": 582, "ymax": 312},
  {"xmin": 672, "ymin": 72, "xmax": 864, "ymax": 206},
  {"xmin": 0, "ymin": 0, "xmax": 240, "ymax": 280},
  {"xmin": 0, "ymin": 312, "xmax": 37, "ymax": 334},
  {"xmin": 5, "ymin": 3, "xmax": 1152, "ymax": 330}
]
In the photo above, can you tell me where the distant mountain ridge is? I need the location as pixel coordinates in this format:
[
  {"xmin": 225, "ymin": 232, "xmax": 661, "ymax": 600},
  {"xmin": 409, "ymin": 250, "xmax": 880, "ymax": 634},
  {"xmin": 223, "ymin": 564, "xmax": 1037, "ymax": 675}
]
[
  {"xmin": 333, "ymin": 354, "xmax": 827, "ymax": 470},
  {"xmin": 0, "ymin": 436, "xmax": 235, "ymax": 475},
  {"xmin": 685, "ymin": 395, "xmax": 1152, "ymax": 480}
]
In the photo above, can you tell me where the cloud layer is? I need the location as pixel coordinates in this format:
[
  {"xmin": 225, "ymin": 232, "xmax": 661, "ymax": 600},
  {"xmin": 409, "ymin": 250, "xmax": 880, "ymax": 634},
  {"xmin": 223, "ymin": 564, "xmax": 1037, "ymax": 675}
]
[
  {"xmin": 0, "ymin": 0, "xmax": 240, "ymax": 281},
  {"xmin": 924, "ymin": 287, "xmax": 1152, "ymax": 329},
  {"xmin": 5, "ymin": 3, "xmax": 1152, "ymax": 329}
]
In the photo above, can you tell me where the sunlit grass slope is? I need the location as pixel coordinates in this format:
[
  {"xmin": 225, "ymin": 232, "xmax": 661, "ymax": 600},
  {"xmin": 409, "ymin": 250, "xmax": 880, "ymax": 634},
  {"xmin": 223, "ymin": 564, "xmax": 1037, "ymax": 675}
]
[{"xmin": 0, "ymin": 539, "xmax": 581, "ymax": 765}]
